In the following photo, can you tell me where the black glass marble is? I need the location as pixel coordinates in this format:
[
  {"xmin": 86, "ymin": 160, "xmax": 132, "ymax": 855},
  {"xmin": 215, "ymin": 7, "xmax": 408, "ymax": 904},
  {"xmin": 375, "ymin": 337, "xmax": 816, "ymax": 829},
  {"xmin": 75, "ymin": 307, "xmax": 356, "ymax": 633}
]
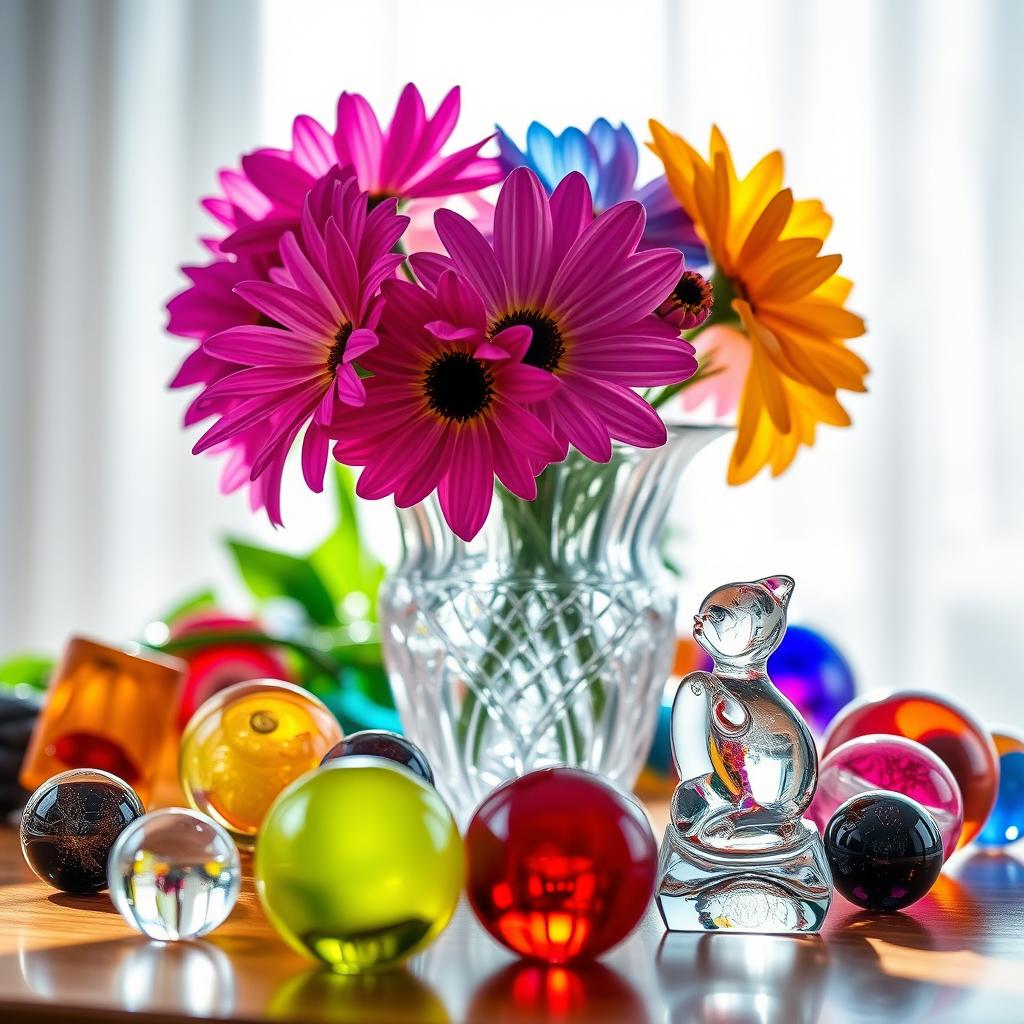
[
  {"xmin": 0, "ymin": 689, "xmax": 43, "ymax": 813},
  {"xmin": 20, "ymin": 770, "xmax": 143, "ymax": 893},
  {"xmin": 320, "ymin": 730, "xmax": 434, "ymax": 785},
  {"xmin": 824, "ymin": 790, "xmax": 942, "ymax": 912}
]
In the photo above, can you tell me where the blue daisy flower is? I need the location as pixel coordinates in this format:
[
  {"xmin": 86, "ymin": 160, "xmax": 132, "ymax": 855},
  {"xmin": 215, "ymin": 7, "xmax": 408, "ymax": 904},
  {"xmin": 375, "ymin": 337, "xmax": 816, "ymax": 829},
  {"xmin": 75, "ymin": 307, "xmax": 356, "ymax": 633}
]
[{"xmin": 496, "ymin": 118, "xmax": 708, "ymax": 265}]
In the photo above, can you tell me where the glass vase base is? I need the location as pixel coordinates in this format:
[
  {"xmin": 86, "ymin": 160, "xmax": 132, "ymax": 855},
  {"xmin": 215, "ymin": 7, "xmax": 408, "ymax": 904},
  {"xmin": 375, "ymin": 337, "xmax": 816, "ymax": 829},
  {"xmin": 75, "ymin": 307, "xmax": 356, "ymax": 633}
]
[{"xmin": 656, "ymin": 825, "xmax": 832, "ymax": 934}]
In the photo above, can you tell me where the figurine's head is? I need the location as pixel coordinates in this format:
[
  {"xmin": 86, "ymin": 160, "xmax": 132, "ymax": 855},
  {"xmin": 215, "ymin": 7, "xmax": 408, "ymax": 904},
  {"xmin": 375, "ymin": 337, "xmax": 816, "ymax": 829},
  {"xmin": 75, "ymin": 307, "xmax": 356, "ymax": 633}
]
[{"xmin": 693, "ymin": 576, "xmax": 794, "ymax": 666}]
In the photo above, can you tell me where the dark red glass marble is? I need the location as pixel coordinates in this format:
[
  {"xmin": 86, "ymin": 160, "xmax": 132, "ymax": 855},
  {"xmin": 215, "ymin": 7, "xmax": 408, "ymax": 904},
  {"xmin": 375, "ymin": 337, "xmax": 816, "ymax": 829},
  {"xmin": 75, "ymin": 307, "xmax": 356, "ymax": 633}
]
[
  {"xmin": 319, "ymin": 730, "xmax": 434, "ymax": 785},
  {"xmin": 824, "ymin": 791, "xmax": 942, "ymax": 912},
  {"xmin": 465, "ymin": 767, "xmax": 657, "ymax": 963}
]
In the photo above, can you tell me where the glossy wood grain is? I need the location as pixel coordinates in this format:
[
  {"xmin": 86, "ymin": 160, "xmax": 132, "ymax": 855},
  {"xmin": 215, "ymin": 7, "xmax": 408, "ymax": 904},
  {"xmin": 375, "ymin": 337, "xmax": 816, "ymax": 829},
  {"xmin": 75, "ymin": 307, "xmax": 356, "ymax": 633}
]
[{"xmin": 1, "ymin": 808, "xmax": 1023, "ymax": 1023}]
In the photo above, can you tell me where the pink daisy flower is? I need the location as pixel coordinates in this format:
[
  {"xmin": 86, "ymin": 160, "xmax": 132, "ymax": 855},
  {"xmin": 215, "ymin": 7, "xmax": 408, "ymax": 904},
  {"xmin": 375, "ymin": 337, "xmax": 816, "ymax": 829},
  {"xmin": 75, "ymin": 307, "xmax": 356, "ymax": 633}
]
[
  {"xmin": 332, "ymin": 271, "xmax": 563, "ymax": 541},
  {"xmin": 409, "ymin": 167, "xmax": 698, "ymax": 463},
  {"xmin": 192, "ymin": 173, "xmax": 409, "ymax": 505},
  {"xmin": 216, "ymin": 83, "xmax": 503, "ymax": 256}
]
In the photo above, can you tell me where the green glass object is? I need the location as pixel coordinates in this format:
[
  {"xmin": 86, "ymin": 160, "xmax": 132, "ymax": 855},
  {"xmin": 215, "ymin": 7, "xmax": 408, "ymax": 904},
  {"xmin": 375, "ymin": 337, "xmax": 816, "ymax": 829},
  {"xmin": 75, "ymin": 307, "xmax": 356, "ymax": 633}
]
[{"xmin": 255, "ymin": 758, "xmax": 464, "ymax": 974}]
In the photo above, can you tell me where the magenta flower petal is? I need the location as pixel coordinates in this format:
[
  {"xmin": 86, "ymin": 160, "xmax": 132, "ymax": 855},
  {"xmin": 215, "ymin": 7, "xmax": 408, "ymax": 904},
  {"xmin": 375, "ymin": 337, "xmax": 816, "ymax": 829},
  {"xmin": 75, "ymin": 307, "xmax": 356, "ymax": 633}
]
[
  {"xmin": 438, "ymin": 425, "xmax": 493, "ymax": 541},
  {"xmin": 344, "ymin": 327, "xmax": 379, "ymax": 362},
  {"xmin": 550, "ymin": 391, "xmax": 613, "ymax": 463},
  {"xmin": 570, "ymin": 331, "xmax": 697, "ymax": 385},
  {"xmin": 233, "ymin": 281, "xmax": 336, "ymax": 338},
  {"xmin": 335, "ymin": 364, "xmax": 367, "ymax": 407},
  {"xmin": 486, "ymin": 420, "xmax": 538, "ymax": 501},
  {"xmin": 566, "ymin": 374, "xmax": 668, "ymax": 449},
  {"xmin": 497, "ymin": 364, "xmax": 561, "ymax": 402},
  {"xmin": 279, "ymin": 232, "xmax": 343, "ymax": 323},
  {"xmin": 334, "ymin": 92, "xmax": 384, "ymax": 186},
  {"xmin": 549, "ymin": 171, "xmax": 594, "ymax": 265},
  {"xmin": 547, "ymin": 200, "xmax": 646, "ymax": 312},
  {"xmin": 204, "ymin": 325, "xmax": 323, "ymax": 366},
  {"xmin": 493, "ymin": 166, "xmax": 553, "ymax": 305},
  {"xmin": 434, "ymin": 209, "xmax": 508, "ymax": 310},
  {"xmin": 408, "ymin": 251, "xmax": 455, "ymax": 291},
  {"xmin": 301, "ymin": 422, "xmax": 331, "ymax": 492},
  {"xmin": 488, "ymin": 324, "xmax": 532, "ymax": 361},
  {"xmin": 292, "ymin": 115, "xmax": 336, "ymax": 176},
  {"xmin": 241, "ymin": 151, "xmax": 315, "ymax": 210}
]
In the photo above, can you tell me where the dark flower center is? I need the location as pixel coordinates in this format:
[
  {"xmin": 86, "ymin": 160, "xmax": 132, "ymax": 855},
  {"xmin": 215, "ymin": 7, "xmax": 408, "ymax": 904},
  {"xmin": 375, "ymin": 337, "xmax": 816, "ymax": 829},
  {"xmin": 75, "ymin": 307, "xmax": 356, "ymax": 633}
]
[
  {"xmin": 674, "ymin": 274, "xmax": 708, "ymax": 307},
  {"xmin": 423, "ymin": 351, "xmax": 494, "ymax": 422},
  {"xmin": 490, "ymin": 309, "xmax": 565, "ymax": 373},
  {"xmin": 327, "ymin": 322, "xmax": 353, "ymax": 376}
]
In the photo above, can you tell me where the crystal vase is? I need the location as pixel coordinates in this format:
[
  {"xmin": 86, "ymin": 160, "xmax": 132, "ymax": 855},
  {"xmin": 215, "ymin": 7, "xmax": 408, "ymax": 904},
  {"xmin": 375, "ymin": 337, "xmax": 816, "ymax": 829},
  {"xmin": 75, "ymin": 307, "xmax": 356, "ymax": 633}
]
[{"xmin": 379, "ymin": 424, "xmax": 727, "ymax": 822}]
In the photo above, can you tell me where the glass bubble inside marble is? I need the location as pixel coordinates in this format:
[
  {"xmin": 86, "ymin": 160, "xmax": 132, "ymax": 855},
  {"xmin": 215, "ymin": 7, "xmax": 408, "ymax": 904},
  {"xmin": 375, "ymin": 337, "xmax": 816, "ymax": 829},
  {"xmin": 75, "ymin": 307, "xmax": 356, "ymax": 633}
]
[
  {"xmin": 657, "ymin": 576, "xmax": 833, "ymax": 933},
  {"xmin": 976, "ymin": 727, "xmax": 1024, "ymax": 847},
  {"xmin": 179, "ymin": 679, "xmax": 342, "ymax": 847},
  {"xmin": 466, "ymin": 766, "xmax": 658, "ymax": 963},
  {"xmin": 822, "ymin": 691, "xmax": 999, "ymax": 849},
  {"xmin": 20, "ymin": 769, "xmax": 143, "ymax": 893},
  {"xmin": 320, "ymin": 730, "xmax": 434, "ymax": 785},
  {"xmin": 256, "ymin": 758, "xmax": 464, "ymax": 974},
  {"xmin": 824, "ymin": 791, "xmax": 942, "ymax": 911},
  {"xmin": 107, "ymin": 808, "xmax": 241, "ymax": 940},
  {"xmin": 809, "ymin": 735, "xmax": 963, "ymax": 861}
]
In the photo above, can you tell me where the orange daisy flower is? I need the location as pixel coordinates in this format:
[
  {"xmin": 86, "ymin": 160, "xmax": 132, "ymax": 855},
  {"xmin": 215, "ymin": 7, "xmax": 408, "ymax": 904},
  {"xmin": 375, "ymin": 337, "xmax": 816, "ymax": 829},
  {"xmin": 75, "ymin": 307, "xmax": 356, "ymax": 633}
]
[{"xmin": 648, "ymin": 123, "xmax": 868, "ymax": 483}]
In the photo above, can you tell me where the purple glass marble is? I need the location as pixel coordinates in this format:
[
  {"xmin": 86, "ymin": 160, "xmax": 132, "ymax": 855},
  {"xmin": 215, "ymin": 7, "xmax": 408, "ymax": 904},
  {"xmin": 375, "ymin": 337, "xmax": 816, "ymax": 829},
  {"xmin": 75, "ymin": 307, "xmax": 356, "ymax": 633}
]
[{"xmin": 809, "ymin": 735, "xmax": 963, "ymax": 861}]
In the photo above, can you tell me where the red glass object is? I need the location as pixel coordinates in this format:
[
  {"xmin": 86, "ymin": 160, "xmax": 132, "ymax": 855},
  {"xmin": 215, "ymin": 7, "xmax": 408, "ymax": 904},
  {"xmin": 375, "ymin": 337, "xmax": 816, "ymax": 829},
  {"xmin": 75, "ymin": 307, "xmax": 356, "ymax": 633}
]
[
  {"xmin": 822, "ymin": 690, "xmax": 999, "ymax": 849},
  {"xmin": 465, "ymin": 767, "xmax": 657, "ymax": 963},
  {"xmin": 172, "ymin": 612, "xmax": 291, "ymax": 730}
]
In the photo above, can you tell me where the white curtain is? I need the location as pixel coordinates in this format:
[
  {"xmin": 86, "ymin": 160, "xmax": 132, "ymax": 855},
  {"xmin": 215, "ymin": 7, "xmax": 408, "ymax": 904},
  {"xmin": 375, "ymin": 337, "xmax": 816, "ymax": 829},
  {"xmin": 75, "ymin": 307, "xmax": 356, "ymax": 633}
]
[{"xmin": 3, "ymin": 0, "xmax": 1023, "ymax": 724}]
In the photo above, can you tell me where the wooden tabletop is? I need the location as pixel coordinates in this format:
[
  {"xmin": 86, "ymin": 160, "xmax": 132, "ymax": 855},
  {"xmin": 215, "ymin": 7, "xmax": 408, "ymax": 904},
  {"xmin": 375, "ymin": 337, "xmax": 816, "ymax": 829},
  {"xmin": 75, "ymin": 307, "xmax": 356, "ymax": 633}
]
[{"xmin": 1, "ymin": 814, "xmax": 1023, "ymax": 1023}]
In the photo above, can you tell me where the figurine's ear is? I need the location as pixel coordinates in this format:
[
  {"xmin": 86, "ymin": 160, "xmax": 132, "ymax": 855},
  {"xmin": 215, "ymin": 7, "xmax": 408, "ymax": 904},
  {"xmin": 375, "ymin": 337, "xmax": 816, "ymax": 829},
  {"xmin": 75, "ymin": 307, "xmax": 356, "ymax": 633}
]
[{"xmin": 761, "ymin": 575, "xmax": 794, "ymax": 608}]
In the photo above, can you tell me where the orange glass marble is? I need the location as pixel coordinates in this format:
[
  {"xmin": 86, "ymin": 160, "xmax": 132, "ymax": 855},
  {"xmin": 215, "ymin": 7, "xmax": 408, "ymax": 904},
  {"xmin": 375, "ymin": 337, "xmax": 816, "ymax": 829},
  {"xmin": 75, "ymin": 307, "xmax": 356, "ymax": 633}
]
[
  {"xmin": 179, "ymin": 679, "xmax": 342, "ymax": 847},
  {"xmin": 19, "ymin": 637, "xmax": 186, "ymax": 806},
  {"xmin": 822, "ymin": 690, "xmax": 998, "ymax": 849}
]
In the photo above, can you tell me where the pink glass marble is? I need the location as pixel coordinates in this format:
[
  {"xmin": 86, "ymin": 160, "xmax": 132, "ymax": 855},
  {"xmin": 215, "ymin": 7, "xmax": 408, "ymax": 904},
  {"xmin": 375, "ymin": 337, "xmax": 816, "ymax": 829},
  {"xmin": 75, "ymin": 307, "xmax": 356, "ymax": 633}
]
[{"xmin": 810, "ymin": 735, "xmax": 963, "ymax": 860}]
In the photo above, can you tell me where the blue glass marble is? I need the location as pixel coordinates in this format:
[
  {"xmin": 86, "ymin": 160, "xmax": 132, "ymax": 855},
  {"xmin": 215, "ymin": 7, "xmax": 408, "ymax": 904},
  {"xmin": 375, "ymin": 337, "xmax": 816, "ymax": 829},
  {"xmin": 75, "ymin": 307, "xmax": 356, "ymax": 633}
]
[
  {"xmin": 768, "ymin": 625, "xmax": 856, "ymax": 736},
  {"xmin": 976, "ymin": 750, "xmax": 1024, "ymax": 847}
]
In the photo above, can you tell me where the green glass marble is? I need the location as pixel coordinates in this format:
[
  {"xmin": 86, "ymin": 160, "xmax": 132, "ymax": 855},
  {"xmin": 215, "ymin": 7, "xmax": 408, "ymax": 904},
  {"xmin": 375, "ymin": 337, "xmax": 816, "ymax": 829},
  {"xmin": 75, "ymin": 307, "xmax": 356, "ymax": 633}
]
[{"xmin": 255, "ymin": 758, "xmax": 464, "ymax": 974}]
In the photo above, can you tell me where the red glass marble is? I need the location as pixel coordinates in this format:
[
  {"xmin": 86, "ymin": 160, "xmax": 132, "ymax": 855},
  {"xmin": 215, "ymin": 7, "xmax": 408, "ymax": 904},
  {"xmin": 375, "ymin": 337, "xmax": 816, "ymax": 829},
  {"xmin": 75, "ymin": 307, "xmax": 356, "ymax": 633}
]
[
  {"xmin": 465, "ymin": 767, "xmax": 657, "ymax": 963},
  {"xmin": 822, "ymin": 691, "xmax": 998, "ymax": 849}
]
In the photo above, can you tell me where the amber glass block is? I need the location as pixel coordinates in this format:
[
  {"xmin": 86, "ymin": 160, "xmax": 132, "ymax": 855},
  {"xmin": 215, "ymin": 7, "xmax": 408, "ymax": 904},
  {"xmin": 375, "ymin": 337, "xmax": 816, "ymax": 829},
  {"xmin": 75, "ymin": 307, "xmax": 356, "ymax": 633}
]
[{"xmin": 19, "ymin": 637, "xmax": 186, "ymax": 805}]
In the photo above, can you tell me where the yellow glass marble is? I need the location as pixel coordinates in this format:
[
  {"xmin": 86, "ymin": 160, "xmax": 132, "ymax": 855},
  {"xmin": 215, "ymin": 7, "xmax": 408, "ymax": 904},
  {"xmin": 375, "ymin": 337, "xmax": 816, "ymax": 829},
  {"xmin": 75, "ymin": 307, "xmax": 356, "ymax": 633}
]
[
  {"xmin": 256, "ymin": 759, "xmax": 465, "ymax": 974},
  {"xmin": 179, "ymin": 679, "xmax": 342, "ymax": 848}
]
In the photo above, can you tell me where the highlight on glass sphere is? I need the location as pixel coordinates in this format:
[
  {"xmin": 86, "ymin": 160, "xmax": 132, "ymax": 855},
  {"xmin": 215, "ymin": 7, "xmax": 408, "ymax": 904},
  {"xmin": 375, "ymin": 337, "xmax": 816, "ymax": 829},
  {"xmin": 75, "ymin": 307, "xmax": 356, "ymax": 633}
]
[
  {"xmin": 809, "ymin": 734, "xmax": 963, "ymax": 861},
  {"xmin": 822, "ymin": 690, "xmax": 999, "ymax": 849},
  {"xmin": 976, "ymin": 726, "xmax": 1024, "ymax": 848},
  {"xmin": 320, "ymin": 729, "xmax": 434, "ymax": 785},
  {"xmin": 256, "ymin": 757, "xmax": 464, "ymax": 974},
  {"xmin": 179, "ymin": 678, "xmax": 342, "ymax": 847},
  {"xmin": 465, "ymin": 766, "xmax": 658, "ymax": 963},
  {"xmin": 824, "ymin": 790, "xmax": 943, "ymax": 912},
  {"xmin": 107, "ymin": 807, "xmax": 241, "ymax": 941},
  {"xmin": 20, "ymin": 768, "xmax": 144, "ymax": 893}
]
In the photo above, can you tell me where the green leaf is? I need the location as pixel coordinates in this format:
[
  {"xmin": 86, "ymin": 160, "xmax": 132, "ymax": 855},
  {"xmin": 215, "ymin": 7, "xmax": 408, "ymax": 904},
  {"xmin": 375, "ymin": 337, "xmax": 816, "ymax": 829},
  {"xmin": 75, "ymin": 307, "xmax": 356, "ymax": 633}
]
[
  {"xmin": 0, "ymin": 653, "xmax": 54, "ymax": 691},
  {"xmin": 226, "ymin": 539, "xmax": 338, "ymax": 626},
  {"xmin": 160, "ymin": 588, "xmax": 217, "ymax": 626},
  {"xmin": 309, "ymin": 465, "xmax": 385, "ymax": 620}
]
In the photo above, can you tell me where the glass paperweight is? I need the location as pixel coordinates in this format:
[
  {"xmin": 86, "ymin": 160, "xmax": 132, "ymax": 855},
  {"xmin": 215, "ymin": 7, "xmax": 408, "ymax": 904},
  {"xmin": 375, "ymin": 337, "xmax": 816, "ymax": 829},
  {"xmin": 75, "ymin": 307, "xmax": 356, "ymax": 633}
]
[
  {"xmin": 20, "ymin": 768, "xmax": 144, "ymax": 893},
  {"xmin": 976, "ymin": 727, "xmax": 1024, "ymax": 847},
  {"xmin": 822, "ymin": 690, "xmax": 999, "ymax": 848},
  {"xmin": 657, "ymin": 576, "xmax": 832, "ymax": 933},
  {"xmin": 107, "ymin": 808, "xmax": 240, "ymax": 940},
  {"xmin": 466, "ymin": 766, "xmax": 658, "ymax": 963},
  {"xmin": 824, "ymin": 791, "xmax": 942, "ymax": 911},
  {"xmin": 179, "ymin": 679, "xmax": 342, "ymax": 847},
  {"xmin": 320, "ymin": 730, "xmax": 434, "ymax": 785},
  {"xmin": 19, "ymin": 637, "xmax": 186, "ymax": 805},
  {"xmin": 256, "ymin": 758, "xmax": 464, "ymax": 974},
  {"xmin": 809, "ymin": 735, "xmax": 963, "ymax": 861}
]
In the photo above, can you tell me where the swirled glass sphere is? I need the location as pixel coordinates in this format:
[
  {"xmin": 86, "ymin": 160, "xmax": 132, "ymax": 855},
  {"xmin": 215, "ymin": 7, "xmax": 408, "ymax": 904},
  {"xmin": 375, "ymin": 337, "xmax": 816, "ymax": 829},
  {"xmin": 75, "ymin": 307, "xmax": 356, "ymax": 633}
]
[
  {"xmin": 466, "ymin": 767, "xmax": 657, "ymax": 963},
  {"xmin": 179, "ymin": 679, "xmax": 342, "ymax": 847},
  {"xmin": 809, "ymin": 735, "xmax": 963, "ymax": 860},
  {"xmin": 256, "ymin": 759, "xmax": 464, "ymax": 974},
  {"xmin": 20, "ymin": 769, "xmax": 143, "ymax": 893},
  {"xmin": 107, "ymin": 808, "xmax": 241, "ymax": 940},
  {"xmin": 822, "ymin": 691, "xmax": 998, "ymax": 849}
]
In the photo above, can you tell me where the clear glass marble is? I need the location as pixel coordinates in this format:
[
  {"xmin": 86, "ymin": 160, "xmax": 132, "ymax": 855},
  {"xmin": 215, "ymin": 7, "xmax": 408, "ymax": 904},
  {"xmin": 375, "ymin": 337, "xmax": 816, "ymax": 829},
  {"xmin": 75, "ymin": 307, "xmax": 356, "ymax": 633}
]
[
  {"xmin": 657, "ymin": 576, "xmax": 833, "ymax": 933},
  {"xmin": 107, "ymin": 807, "xmax": 241, "ymax": 941}
]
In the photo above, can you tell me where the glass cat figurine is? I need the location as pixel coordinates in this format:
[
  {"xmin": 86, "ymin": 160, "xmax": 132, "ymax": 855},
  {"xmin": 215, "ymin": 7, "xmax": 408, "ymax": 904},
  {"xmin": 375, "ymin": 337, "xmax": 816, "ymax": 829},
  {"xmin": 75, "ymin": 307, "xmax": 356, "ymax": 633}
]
[{"xmin": 657, "ymin": 576, "xmax": 833, "ymax": 933}]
